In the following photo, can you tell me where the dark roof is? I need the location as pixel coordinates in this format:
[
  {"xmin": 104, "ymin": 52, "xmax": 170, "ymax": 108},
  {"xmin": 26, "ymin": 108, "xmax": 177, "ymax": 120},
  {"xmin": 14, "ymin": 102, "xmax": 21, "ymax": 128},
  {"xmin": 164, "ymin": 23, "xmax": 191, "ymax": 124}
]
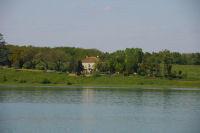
[{"xmin": 81, "ymin": 57, "xmax": 100, "ymax": 63}]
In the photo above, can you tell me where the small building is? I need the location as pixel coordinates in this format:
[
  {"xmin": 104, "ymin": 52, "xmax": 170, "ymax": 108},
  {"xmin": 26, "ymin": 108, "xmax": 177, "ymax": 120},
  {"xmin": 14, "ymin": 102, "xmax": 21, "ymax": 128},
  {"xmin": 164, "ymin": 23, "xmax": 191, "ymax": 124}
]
[{"xmin": 81, "ymin": 57, "xmax": 100, "ymax": 73}]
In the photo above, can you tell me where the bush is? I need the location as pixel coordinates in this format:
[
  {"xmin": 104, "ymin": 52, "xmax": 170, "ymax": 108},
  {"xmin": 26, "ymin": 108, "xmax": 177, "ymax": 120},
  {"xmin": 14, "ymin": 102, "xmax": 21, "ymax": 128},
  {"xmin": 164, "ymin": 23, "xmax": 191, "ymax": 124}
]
[
  {"xmin": 35, "ymin": 62, "xmax": 46, "ymax": 70},
  {"xmin": 67, "ymin": 82, "xmax": 72, "ymax": 85},
  {"xmin": 177, "ymin": 70, "xmax": 183, "ymax": 79},
  {"xmin": 138, "ymin": 82, "xmax": 144, "ymax": 85},
  {"xmin": 3, "ymin": 75, "xmax": 7, "ymax": 82},
  {"xmin": 0, "ymin": 74, "xmax": 8, "ymax": 82},
  {"xmin": 13, "ymin": 79, "xmax": 18, "ymax": 82},
  {"xmin": 19, "ymin": 79, "xmax": 27, "ymax": 83},
  {"xmin": 41, "ymin": 78, "xmax": 51, "ymax": 84}
]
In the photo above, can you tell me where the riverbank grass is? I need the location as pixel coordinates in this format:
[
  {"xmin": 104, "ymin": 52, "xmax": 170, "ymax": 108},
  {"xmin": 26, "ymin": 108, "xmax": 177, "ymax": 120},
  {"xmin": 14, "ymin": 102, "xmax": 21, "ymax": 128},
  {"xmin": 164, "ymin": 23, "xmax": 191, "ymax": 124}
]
[{"xmin": 0, "ymin": 66, "xmax": 200, "ymax": 88}]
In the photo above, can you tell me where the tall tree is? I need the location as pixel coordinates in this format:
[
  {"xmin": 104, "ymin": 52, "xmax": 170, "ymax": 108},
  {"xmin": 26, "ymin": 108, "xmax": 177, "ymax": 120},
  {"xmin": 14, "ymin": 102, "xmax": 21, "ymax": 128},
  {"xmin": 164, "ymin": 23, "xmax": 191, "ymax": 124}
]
[
  {"xmin": 51, "ymin": 50, "xmax": 69, "ymax": 71},
  {"xmin": 8, "ymin": 47, "xmax": 24, "ymax": 68},
  {"xmin": 125, "ymin": 48, "xmax": 143, "ymax": 73},
  {"xmin": 23, "ymin": 46, "xmax": 38, "ymax": 69},
  {"xmin": 162, "ymin": 50, "xmax": 173, "ymax": 77},
  {"xmin": 77, "ymin": 60, "xmax": 83, "ymax": 75},
  {"xmin": 0, "ymin": 33, "xmax": 9, "ymax": 65}
]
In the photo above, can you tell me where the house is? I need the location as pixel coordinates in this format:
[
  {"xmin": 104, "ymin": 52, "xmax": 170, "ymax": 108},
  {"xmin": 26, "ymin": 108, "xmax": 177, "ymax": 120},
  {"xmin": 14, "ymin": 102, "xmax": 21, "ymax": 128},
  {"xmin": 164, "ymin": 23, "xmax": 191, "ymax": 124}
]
[{"xmin": 81, "ymin": 56, "xmax": 100, "ymax": 73}]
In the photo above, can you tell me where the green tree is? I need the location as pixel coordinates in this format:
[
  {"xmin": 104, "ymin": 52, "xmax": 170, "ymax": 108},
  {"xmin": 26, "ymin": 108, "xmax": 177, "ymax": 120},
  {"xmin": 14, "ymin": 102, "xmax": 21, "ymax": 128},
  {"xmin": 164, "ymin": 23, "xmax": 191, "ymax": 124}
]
[
  {"xmin": 95, "ymin": 60, "xmax": 104, "ymax": 72},
  {"xmin": 77, "ymin": 60, "xmax": 83, "ymax": 76},
  {"xmin": 8, "ymin": 47, "xmax": 24, "ymax": 68},
  {"xmin": 112, "ymin": 50, "xmax": 125, "ymax": 73},
  {"xmin": 192, "ymin": 53, "xmax": 200, "ymax": 65},
  {"xmin": 125, "ymin": 48, "xmax": 143, "ymax": 73},
  {"xmin": 162, "ymin": 50, "xmax": 173, "ymax": 77},
  {"xmin": 125, "ymin": 56, "xmax": 138, "ymax": 74},
  {"xmin": 0, "ymin": 33, "xmax": 9, "ymax": 65},
  {"xmin": 33, "ymin": 49, "xmax": 51, "ymax": 70},
  {"xmin": 68, "ymin": 56, "xmax": 77, "ymax": 73},
  {"xmin": 51, "ymin": 50, "xmax": 69, "ymax": 71},
  {"xmin": 22, "ymin": 46, "xmax": 38, "ymax": 69}
]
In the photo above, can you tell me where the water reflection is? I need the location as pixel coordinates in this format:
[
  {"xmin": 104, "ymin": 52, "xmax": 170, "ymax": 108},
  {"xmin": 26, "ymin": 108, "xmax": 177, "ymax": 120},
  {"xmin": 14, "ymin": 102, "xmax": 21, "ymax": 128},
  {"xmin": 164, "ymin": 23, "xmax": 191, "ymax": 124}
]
[{"xmin": 0, "ymin": 88, "xmax": 200, "ymax": 133}]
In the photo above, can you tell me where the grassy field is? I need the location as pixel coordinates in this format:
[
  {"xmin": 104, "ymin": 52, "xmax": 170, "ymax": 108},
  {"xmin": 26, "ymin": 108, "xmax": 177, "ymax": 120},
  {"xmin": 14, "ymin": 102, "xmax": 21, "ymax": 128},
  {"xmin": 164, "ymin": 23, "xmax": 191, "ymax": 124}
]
[
  {"xmin": 173, "ymin": 65, "xmax": 200, "ymax": 80},
  {"xmin": 0, "ymin": 65, "xmax": 200, "ymax": 88}
]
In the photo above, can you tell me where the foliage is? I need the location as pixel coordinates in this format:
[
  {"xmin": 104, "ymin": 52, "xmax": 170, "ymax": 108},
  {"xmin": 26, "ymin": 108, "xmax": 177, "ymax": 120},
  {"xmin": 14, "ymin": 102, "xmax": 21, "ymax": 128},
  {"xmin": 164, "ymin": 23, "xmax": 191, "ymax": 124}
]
[
  {"xmin": 41, "ymin": 78, "xmax": 51, "ymax": 84},
  {"xmin": 77, "ymin": 60, "xmax": 84, "ymax": 76},
  {"xmin": 3, "ymin": 75, "xmax": 7, "ymax": 82},
  {"xmin": 66, "ymin": 81, "xmax": 72, "ymax": 85},
  {"xmin": 162, "ymin": 50, "xmax": 173, "ymax": 77},
  {"xmin": 0, "ymin": 68, "xmax": 200, "ymax": 88},
  {"xmin": 0, "ymin": 33, "xmax": 9, "ymax": 65},
  {"xmin": 0, "ymin": 37, "xmax": 200, "ymax": 80}
]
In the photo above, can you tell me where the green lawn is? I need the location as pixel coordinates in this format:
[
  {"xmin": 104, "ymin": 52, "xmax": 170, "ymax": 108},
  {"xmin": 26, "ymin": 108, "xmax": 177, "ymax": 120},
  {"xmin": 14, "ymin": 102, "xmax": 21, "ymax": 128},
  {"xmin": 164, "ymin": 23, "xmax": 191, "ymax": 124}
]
[
  {"xmin": 173, "ymin": 65, "xmax": 200, "ymax": 80},
  {"xmin": 0, "ymin": 65, "xmax": 200, "ymax": 88}
]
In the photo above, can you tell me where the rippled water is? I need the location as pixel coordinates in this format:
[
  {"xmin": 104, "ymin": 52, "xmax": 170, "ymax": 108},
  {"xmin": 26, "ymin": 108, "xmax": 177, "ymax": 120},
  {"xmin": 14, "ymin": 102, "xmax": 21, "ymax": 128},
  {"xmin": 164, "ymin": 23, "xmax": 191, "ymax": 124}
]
[{"xmin": 0, "ymin": 88, "xmax": 200, "ymax": 133}]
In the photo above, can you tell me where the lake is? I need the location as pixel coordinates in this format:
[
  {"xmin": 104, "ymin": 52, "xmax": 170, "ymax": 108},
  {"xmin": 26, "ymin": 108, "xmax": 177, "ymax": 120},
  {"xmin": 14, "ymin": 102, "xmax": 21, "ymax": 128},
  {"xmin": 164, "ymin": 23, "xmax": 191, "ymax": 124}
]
[{"xmin": 0, "ymin": 87, "xmax": 200, "ymax": 133}]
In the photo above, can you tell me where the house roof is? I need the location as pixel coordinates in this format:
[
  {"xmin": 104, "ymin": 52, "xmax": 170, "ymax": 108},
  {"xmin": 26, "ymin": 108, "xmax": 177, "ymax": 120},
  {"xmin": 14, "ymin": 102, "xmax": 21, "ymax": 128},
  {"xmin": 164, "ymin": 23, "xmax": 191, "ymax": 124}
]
[{"xmin": 81, "ymin": 57, "xmax": 100, "ymax": 63}]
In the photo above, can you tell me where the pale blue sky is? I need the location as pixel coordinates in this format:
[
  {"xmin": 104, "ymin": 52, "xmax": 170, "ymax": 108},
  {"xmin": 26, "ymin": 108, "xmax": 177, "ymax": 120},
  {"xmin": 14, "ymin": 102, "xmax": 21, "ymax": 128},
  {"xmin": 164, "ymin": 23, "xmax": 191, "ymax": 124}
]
[{"xmin": 0, "ymin": 0, "xmax": 200, "ymax": 53}]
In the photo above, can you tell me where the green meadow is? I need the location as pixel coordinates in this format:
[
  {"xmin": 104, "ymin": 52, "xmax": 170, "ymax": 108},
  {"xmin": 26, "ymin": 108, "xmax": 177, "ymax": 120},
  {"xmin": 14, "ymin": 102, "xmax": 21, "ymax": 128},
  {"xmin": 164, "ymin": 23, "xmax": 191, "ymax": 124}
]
[
  {"xmin": 172, "ymin": 65, "xmax": 200, "ymax": 80},
  {"xmin": 0, "ymin": 65, "xmax": 200, "ymax": 88}
]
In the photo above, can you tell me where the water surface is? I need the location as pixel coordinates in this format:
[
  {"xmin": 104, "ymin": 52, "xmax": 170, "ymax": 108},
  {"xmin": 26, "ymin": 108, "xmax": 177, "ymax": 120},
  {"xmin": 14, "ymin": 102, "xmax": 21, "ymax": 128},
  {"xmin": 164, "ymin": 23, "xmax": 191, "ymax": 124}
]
[{"xmin": 0, "ymin": 88, "xmax": 200, "ymax": 133}]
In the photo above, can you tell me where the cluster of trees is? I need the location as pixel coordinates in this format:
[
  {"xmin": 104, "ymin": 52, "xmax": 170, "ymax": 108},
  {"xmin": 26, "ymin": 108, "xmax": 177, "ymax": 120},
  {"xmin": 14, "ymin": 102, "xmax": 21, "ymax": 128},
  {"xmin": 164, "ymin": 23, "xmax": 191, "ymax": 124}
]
[
  {"xmin": 95, "ymin": 48, "xmax": 199, "ymax": 78},
  {"xmin": 0, "ymin": 33, "xmax": 102, "ymax": 73},
  {"xmin": 4, "ymin": 45, "xmax": 102, "ymax": 72},
  {"xmin": 95, "ymin": 49, "xmax": 175, "ymax": 78},
  {"xmin": 0, "ymin": 33, "xmax": 200, "ymax": 78}
]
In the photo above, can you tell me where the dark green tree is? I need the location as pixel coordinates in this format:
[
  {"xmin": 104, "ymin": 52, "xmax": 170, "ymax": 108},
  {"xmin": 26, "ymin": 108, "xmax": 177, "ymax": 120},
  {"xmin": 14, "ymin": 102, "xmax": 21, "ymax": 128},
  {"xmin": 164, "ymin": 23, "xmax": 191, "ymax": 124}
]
[
  {"xmin": 34, "ymin": 51, "xmax": 49, "ymax": 70},
  {"xmin": 77, "ymin": 60, "xmax": 84, "ymax": 76},
  {"xmin": 8, "ymin": 47, "xmax": 24, "ymax": 68},
  {"xmin": 192, "ymin": 53, "xmax": 200, "ymax": 65},
  {"xmin": 0, "ymin": 33, "xmax": 9, "ymax": 65},
  {"xmin": 22, "ymin": 46, "xmax": 38, "ymax": 69},
  {"xmin": 125, "ymin": 56, "xmax": 138, "ymax": 73},
  {"xmin": 51, "ymin": 50, "xmax": 69, "ymax": 71},
  {"xmin": 162, "ymin": 50, "xmax": 173, "ymax": 77}
]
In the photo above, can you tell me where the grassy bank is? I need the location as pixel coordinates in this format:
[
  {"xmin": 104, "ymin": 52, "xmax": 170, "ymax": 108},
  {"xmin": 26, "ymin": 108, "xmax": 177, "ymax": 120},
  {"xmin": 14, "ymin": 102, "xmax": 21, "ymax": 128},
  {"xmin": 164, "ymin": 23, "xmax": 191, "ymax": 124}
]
[{"xmin": 0, "ymin": 66, "xmax": 200, "ymax": 88}]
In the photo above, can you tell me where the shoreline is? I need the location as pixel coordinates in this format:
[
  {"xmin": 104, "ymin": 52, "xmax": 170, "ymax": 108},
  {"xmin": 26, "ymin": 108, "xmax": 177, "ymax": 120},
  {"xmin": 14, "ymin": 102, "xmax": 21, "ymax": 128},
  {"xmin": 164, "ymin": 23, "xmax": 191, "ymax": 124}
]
[
  {"xmin": 1, "ymin": 68, "xmax": 200, "ymax": 89},
  {"xmin": 1, "ymin": 84, "xmax": 200, "ymax": 91}
]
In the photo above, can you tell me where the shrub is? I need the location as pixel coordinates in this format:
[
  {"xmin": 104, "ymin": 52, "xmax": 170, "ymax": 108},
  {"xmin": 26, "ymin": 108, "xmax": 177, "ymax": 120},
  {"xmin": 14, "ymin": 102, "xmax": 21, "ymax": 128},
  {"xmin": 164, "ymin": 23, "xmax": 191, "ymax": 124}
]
[
  {"xmin": 13, "ymin": 79, "xmax": 18, "ymax": 82},
  {"xmin": 138, "ymin": 82, "xmax": 144, "ymax": 85},
  {"xmin": 19, "ymin": 79, "xmax": 27, "ymax": 83},
  {"xmin": 41, "ymin": 78, "xmax": 51, "ymax": 84},
  {"xmin": 1, "ymin": 75, "xmax": 8, "ymax": 82},
  {"xmin": 67, "ymin": 82, "xmax": 72, "ymax": 85},
  {"xmin": 177, "ymin": 70, "xmax": 183, "ymax": 79},
  {"xmin": 3, "ymin": 75, "xmax": 7, "ymax": 82},
  {"xmin": 35, "ymin": 62, "xmax": 46, "ymax": 70}
]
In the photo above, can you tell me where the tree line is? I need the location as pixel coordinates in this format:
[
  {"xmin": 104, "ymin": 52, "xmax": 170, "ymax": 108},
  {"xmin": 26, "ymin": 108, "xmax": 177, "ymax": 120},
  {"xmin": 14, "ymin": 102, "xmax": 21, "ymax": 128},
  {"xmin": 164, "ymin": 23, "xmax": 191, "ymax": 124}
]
[{"xmin": 0, "ymin": 33, "xmax": 200, "ymax": 78}]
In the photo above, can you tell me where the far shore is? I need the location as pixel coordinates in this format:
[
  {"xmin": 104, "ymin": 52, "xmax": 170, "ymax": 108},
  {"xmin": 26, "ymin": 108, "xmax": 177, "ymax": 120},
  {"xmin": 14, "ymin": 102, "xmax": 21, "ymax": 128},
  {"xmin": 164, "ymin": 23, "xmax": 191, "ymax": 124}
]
[
  {"xmin": 1, "ymin": 66, "xmax": 200, "ymax": 89},
  {"xmin": 1, "ymin": 83, "xmax": 200, "ymax": 90}
]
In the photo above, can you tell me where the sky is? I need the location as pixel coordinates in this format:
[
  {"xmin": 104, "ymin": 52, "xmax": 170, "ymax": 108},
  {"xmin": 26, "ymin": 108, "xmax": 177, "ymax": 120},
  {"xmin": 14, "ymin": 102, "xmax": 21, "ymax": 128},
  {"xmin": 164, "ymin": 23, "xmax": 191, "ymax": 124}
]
[{"xmin": 0, "ymin": 0, "xmax": 200, "ymax": 53}]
